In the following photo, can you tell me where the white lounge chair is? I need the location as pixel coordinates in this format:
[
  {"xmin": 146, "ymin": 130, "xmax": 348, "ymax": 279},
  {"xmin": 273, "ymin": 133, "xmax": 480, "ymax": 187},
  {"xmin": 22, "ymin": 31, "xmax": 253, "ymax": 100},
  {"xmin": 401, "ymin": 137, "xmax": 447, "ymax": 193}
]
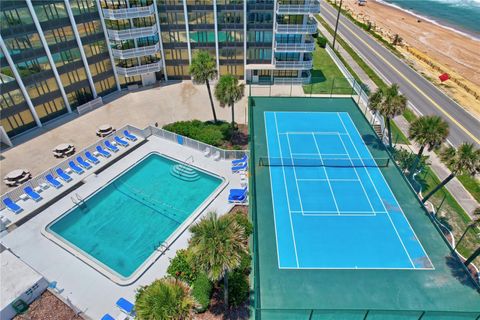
[
  {"xmin": 204, "ymin": 147, "xmax": 211, "ymax": 157},
  {"xmin": 213, "ymin": 151, "xmax": 220, "ymax": 161}
]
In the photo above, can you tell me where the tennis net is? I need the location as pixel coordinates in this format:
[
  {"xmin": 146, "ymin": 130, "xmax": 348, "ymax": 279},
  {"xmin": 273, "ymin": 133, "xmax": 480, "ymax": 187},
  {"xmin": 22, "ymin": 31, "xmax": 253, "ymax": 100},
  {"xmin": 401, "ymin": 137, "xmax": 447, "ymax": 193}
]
[{"xmin": 258, "ymin": 157, "xmax": 390, "ymax": 168}]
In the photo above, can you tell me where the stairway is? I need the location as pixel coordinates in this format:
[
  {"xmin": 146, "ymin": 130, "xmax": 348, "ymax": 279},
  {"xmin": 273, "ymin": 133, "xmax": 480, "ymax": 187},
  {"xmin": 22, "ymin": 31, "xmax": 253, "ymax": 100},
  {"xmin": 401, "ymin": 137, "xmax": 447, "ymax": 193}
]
[
  {"xmin": 373, "ymin": 124, "xmax": 383, "ymax": 139},
  {"xmin": 170, "ymin": 163, "xmax": 200, "ymax": 182}
]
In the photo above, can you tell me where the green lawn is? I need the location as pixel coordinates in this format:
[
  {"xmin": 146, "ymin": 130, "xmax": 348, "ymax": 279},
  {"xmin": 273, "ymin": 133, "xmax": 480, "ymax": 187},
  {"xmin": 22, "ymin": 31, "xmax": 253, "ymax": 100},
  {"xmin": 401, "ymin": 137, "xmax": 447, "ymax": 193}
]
[{"xmin": 303, "ymin": 44, "xmax": 353, "ymax": 95}]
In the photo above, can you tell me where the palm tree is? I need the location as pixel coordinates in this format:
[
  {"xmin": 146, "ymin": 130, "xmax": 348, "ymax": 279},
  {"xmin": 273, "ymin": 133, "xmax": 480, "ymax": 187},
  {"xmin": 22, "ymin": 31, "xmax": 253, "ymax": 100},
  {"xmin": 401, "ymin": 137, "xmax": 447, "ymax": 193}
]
[
  {"xmin": 422, "ymin": 143, "xmax": 480, "ymax": 203},
  {"xmin": 189, "ymin": 50, "xmax": 218, "ymax": 122},
  {"xmin": 189, "ymin": 211, "xmax": 247, "ymax": 307},
  {"xmin": 408, "ymin": 115, "xmax": 449, "ymax": 176},
  {"xmin": 214, "ymin": 74, "xmax": 244, "ymax": 137},
  {"xmin": 369, "ymin": 84, "xmax": 407, "ymax": 148},
  {"xmin": 135, "ymin": 277, "xmax": 196, "ymax": 320}
]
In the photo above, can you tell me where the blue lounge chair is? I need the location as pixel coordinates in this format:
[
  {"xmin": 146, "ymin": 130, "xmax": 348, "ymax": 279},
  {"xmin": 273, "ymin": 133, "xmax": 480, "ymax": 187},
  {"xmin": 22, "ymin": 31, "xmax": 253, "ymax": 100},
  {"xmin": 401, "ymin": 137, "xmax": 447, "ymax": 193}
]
[
  {"xmin": 116, "ymin": 297, "xmax": 134, "ymax": 315},
  {"xmin": 56, "ymin": 168, "xmax": 72, "ymax": 182},
  {"xmin": 3, "ymin": 198, "xmax": 22, "ymax": 214},
  {"xmin": 232, "ymin": 154, "xmax": 248, "ymax": 166},
  {"xmin": 96, "ymin": 146, "xmax": 111, "ymax": 158},
  {"xmin": 232, "ymin": 161, "xmax": 248, "ymax": 172},
  {"xmin": 24, "ymin": 186, "xmax": 42, "ymax": 202},
  {"xmin": 46, "ymin": 174, "xmax": 62, "ymax": 188},
  {"xmin": 114, "ymin": 136, "xmax": 129, "ymax": 147},
  {"xmin": 76, "ymin": 156, "xmax": 92, "ymax": 169},
  {"xmin": 69, "ymin": 161, "xmax": 84, "ymax": 174},
  {"xmin": 123, "ymin": 130, "xmax": 137, "ymax": 141},
  {"xmin": 101, "ymin": 314, "xmax": 115, "ymax": 320},
  {"xmin": 229, "ymin": 192, "xmax": 247, "ymax": 203},
  {"xmin": 104, "ymin": 141, "xmax": 119, "ymax": 152},
  {"xmin": 85, "ymin": 151, "xmax": 99, "ymax": 164},
  {"xmin": 229, "ymin": 186, "xmax": 248, "ymax": 197}
]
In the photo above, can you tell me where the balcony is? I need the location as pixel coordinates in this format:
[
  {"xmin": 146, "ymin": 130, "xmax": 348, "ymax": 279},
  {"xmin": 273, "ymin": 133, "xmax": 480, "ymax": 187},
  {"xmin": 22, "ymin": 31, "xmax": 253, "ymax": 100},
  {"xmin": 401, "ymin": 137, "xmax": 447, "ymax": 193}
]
[
  {"xmin": 276, "ymin": 0, "xmax": 320, "ymax": 14},
  {"xmin": 116, "ymin": 61, "xmax": 162, "ymax": 77},
  {"xmin": 275, "ymin": 20, "xmax": 317, "ymax": 34},
  {"xmin": 107, "ymin": 25, "xmax": 157, "ymax": 41},
  {"xmin": 112, "ymin": 42, "xmax": 160, "ymax": 59},
  {"xmin": 274, "ymin": 40, "xmax": 315, "ymax": 52},
  {"xmin": 102, "ymin": 4, "xmax": 155, "ymax": 20},
  {"xmin": 274, "ymin": 57, "xmax": 313, "ymax": 69}
]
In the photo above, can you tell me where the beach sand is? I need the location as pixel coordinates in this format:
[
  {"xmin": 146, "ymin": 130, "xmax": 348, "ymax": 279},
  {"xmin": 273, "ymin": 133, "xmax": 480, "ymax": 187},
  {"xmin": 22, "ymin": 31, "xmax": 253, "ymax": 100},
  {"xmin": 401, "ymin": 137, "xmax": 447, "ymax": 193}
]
[{"xmin": 335, "ymin": 0, "xmax": 480, "ymax": 116}]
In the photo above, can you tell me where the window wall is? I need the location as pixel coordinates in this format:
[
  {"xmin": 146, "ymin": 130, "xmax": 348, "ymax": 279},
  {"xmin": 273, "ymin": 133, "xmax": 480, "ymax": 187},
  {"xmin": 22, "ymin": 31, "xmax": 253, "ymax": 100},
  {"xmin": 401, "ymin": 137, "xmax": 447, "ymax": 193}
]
[
  {"xmin": 0, "ymin": 49, "xmax": 37, "ymax": 136},
  {"xmin": 70, "ymin": 0, "xmax": 117, "ymax": 96},
  {"xmin": 1, "ymin": 0, "xmax": 67, "ymax": 123}
]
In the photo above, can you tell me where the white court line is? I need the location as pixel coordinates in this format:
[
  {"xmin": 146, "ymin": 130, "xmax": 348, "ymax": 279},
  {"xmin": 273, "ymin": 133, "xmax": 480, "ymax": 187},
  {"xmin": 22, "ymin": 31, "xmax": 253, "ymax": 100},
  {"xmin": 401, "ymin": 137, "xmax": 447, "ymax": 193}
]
[
  {"xmin": 280, "ymin": 131, "xmax": 349, "ymax": 136},
  {"xmin": 335, "ymin": 132, "xmax": 376, "ymax": 214},
  {"xmin": 337, "ymin": 113, "xmax": 416, "ymax": 269},
  {"xmin": 290, "ymin": 153, "xmax": 349, "ymax": 157},
  {"xmin": 297, "ymin": 178, "xmax": 359, "ymax": 181},
  {"xmin": 285, "ymin": 134, "xmax": 308, "ymax": 228},
  {"xmin": 292, "ymin": 210, "xmax": 386, "ymax": 214},
  {"xmin": 311, "ymin": 133, "xmax": 340, "ymax": 214},
  {"xmin": 341, "ymin": 113, "xmax": 434, "ymax": 269},
  {"xmin": 264, "ymin": 113, "xmax": 284, "ymax": 269},
  {"xmin": 273, "ymin": 112, "xmax": 300, "ymax": 268}
]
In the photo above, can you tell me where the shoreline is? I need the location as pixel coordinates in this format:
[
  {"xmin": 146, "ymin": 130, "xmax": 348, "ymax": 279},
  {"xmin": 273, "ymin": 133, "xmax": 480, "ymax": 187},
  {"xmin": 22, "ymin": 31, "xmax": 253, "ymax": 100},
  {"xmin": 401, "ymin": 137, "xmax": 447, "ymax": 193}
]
[
  {"xmin": 376, "ymin": 0, "xmax": 480, "ymax": 42},
  {"xmin": 336, "ymin": 0, "xmax": 480, "ymax": 90}
]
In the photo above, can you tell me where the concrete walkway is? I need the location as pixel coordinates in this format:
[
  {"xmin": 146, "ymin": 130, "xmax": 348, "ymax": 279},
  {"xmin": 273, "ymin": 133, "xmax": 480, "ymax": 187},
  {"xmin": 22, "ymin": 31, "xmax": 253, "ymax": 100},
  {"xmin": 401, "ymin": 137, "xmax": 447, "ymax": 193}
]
[
  {"xmin": 394, "ymin": 115, "xmax": 479, "ymax": 218},
  {"xmin": 0, "ymin": 81, "xmax": 248, "ymax": 177},
  {"xmin": 315, "ymin": 16, "xmax": 378, "ymax": 92}
]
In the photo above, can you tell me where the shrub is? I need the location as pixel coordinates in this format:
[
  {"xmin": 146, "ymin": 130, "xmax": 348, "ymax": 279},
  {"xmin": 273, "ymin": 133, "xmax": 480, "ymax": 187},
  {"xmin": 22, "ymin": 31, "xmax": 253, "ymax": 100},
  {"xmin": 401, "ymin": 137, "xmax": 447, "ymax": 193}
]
[
  {"xmin": 163, "ymin": 120, "xmax": 231, "ymax": 147},
  {"xmin": 237, "ymin": 250, "xmax": 252, "ymax": 275},
  {"xmin": 233, "ymin": 211, "xmax": 253, "ymax": 237},
  {"xmin": 227, "ymin": 271, "xmax": 249, "ymax": 306},
  {"xmin": 191, "ymin": 273, "xmax": 213, "ymax": 313},
  {"xmin": 166, "ymin": 249, "xmax": 197, "ymax": 285},
  {"xmin": 316, "ymin": 36, "xmax": 327, "ymax": 48}
]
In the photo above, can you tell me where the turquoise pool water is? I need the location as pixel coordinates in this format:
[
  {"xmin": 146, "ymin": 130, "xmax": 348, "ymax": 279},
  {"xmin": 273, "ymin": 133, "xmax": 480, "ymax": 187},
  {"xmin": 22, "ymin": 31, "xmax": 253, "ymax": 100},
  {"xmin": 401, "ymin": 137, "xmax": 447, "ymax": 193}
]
[{"xmin": 48, "ymin": 153, "xmax": 222, "ymax": 278}]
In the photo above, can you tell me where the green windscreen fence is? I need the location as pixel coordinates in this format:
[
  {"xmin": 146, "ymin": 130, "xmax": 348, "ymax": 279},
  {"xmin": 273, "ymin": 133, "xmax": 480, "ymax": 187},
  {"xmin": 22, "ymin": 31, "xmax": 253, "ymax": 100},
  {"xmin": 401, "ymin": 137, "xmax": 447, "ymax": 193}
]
[{"xmin": 248, "ymin": 97, "xmax": 480, "ymax": 320}]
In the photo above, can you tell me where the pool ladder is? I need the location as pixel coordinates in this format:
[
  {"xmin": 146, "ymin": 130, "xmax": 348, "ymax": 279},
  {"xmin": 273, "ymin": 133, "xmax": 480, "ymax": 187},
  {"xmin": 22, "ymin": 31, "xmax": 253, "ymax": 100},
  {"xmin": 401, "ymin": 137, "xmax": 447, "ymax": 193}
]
[{"xmin": 71, "ymin": 193, "xmax": 87, "ymax": 209}]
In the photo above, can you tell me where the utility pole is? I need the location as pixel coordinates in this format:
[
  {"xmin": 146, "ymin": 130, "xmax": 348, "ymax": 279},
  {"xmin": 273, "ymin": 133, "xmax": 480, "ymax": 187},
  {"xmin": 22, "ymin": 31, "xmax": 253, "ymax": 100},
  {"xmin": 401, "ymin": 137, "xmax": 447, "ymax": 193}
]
[{"xmin": 332, "ymin": 0, "xmax": 343, "ymax": 49}]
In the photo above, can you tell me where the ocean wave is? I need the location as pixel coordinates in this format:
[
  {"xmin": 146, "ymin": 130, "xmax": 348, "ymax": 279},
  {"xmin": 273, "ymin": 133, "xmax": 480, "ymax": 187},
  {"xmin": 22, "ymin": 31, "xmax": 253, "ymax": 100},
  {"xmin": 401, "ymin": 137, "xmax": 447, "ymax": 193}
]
[{"xmin": 376, "ymin": 0, "xmax": 480, "ymax": 41}]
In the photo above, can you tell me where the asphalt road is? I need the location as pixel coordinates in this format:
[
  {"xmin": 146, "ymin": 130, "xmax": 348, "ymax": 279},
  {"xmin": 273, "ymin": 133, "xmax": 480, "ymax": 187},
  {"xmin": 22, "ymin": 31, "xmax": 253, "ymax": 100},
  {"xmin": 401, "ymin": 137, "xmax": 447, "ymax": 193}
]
[{"xmin": 320, "ymin": 1, "xmax": 480, "ymax": 147}]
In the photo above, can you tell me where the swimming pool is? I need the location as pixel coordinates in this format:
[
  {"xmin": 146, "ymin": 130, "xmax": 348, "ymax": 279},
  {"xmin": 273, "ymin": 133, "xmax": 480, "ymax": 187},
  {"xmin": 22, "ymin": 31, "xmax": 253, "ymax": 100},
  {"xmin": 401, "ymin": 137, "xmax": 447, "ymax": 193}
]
[{"xmin": 46, "ymin": 153, "xmax": 223, "ymax": 282}]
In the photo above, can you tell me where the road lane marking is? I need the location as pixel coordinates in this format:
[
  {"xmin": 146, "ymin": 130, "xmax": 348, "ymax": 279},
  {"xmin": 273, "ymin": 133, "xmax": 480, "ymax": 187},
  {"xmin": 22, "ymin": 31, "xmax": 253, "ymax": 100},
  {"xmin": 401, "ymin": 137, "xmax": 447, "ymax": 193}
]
[{"xmin": 321, "ymin": 6, "xmax": 480, "ymax": 145}]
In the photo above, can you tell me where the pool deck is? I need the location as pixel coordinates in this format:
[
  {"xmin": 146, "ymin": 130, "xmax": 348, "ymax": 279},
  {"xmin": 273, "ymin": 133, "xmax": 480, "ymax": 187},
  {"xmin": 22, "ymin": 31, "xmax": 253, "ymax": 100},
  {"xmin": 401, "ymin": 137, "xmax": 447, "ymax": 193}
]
[{"xmin": 0, "ymin": 135, "xmax": 243, "ymax": 319}]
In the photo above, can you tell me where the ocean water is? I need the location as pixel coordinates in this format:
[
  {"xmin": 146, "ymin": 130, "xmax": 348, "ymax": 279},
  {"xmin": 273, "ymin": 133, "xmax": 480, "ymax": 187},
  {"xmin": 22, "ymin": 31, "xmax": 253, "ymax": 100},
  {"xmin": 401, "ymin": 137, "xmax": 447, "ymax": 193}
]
[
  {"xmin": 48, "ymin": 153, "xmax": 222, "ymax": 278},
  {"xmin": 380, "ymin": 0, "xmax": 480, "ymax": 39}
]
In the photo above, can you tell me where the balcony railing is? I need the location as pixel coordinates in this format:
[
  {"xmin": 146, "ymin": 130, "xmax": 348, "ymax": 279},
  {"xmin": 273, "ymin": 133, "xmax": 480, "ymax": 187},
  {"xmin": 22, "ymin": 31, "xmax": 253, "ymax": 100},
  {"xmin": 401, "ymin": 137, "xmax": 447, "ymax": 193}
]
[
  {"xmin": 274, "ymin": 41, "xmax": 315, "ymax": 52},
  {"xmin": 107, "ymin": 25, "xmax": 157, "ymax": 41},
  {"xmin": 275, "ymin": 21, "xmax": 317, "ymax": 34},
  {"xmin": 102, "ymin": 4, "xmax": 155, "ymax": 20},
  {"xmin": 274, "ymin": 58, "xmax": 313, "ymax": 69},
  {"xmin": 276, "ymin": 0, "xmax": 320, "ymax": 14},
  {"xmin": 116, "ymin": 61, "xmax": 162, "ymax": 76},
  {"xmin": 111, "ymin": 42, "xmax": 160, "ymax": 59}
]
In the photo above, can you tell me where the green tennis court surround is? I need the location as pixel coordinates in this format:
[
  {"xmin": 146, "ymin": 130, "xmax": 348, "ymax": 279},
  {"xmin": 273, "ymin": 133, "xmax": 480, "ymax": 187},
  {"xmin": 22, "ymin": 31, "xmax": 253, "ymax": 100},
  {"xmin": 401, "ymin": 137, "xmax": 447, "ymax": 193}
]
[{"xmin": 249, "ymin": 97, "xmax": 480, "ymax": 319}]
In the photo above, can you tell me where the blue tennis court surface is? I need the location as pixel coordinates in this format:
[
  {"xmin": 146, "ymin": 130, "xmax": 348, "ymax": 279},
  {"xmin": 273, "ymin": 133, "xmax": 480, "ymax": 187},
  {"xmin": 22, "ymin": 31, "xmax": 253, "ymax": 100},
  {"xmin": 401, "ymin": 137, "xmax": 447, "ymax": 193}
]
[{"xmin": 264, "ymin": 111, "xmax": 433, "ymax": 269}]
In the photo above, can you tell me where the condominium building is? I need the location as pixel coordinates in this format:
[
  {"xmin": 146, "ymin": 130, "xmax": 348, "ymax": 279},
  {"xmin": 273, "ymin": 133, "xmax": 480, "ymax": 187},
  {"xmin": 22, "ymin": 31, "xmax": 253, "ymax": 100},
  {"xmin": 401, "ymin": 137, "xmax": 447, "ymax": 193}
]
[{"xmin": 0, "ymin": 0, "xmax": 319, "ymax": 139}]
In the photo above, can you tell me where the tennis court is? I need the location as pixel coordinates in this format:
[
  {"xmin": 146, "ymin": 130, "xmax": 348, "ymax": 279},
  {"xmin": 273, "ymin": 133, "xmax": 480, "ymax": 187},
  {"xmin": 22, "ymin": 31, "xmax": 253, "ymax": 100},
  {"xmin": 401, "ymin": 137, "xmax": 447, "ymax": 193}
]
[{"xmin": 264, "ymin": 111, "xmax": 433, "ymax": 270}]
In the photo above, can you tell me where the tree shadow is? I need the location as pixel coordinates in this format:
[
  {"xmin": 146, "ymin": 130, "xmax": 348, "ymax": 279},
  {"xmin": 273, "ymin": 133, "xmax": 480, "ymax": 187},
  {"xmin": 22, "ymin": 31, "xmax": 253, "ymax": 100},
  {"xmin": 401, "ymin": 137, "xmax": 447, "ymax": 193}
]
[
  {"xmin": 362, "ymin": 134, "xmax": 386, "ymax": 151},
  {"xmin": 445, "ymin": 254, "xmax": 478, "ymax": 290},
  {"xmin": 206, "ymin": 287, "xmax": 250, "ymax": 320}
]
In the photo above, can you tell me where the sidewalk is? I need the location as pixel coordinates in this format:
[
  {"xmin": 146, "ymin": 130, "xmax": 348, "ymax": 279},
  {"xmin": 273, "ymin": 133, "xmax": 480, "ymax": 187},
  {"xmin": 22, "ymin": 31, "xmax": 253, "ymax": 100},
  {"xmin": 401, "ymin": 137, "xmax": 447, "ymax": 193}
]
[
  {"xmin": 394, "ymin": 115, "xmax": 479, "ymax": 219},
  {"xmin": 315, "ymin": 17, "xmax": 378, "ymax": 92}
]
